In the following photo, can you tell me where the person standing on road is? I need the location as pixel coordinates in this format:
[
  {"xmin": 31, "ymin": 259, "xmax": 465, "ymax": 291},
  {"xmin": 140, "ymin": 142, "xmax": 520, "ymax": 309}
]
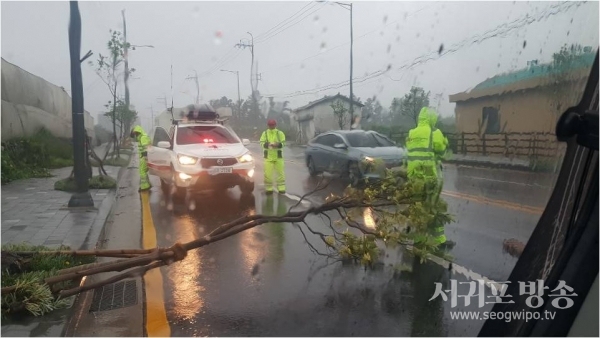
[
  {"xmin": 405, "ymin": 107, "xmax": 448, "ymax": 246},
  {"xmin": 428, "ymin": 109, "xmax": 449, "ymax": 203},
  {"xmin": 130, "ymin": 125, "xmax": 152, "ymax": 192},
  {"xmin": 260, "ymin": 119, "xmax": 286, "ymax": 194}
]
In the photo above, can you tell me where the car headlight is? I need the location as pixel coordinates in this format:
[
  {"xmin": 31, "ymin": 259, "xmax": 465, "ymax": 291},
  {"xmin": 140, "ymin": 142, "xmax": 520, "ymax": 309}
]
[
  {"xmin": 178, "ymin": 155, "xmax": 198, "ymax": 165},
  {"xmin": 363, "ymin": 156, "xmax": 375, "ymax": 162},
  {"xmin": 238, "ymin": 153, "xmax": 254, "ymax": 163}
]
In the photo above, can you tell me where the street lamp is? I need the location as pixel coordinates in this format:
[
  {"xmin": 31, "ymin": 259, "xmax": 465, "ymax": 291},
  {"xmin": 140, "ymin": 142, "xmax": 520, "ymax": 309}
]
[
  {"xmin": 221, "ymin": 69, "xmax": 241, "ymax": 116},
  {"xmin": 318, "ymin": 1, "xmax": 353, "ymax": 129},
  {"xmin": 130, "ymin": 44, "xmax": 154, "ymax": 49}
]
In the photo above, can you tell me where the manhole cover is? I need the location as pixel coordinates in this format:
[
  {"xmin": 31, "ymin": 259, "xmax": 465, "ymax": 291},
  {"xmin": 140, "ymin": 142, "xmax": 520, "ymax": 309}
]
[{"xmin": 89, "ymin": 280, "xmax": 138, "ymax": 312}]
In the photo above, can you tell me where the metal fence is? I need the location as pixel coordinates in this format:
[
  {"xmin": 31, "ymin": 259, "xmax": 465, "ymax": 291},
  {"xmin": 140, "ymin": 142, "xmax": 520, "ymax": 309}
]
[{"xmin": 385, "ymin": 131, "xmax": 565, "ymax": 159}]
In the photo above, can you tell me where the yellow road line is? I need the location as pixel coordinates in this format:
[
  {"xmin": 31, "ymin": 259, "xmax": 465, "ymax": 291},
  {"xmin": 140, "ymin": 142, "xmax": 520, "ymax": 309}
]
[
  {"xmin": 441, "ymin": 190, "xmax": 544, "ymax": 215},
  {"xmin": 141, "ymin": 192, "xmax": 171, "ymax": 337}
]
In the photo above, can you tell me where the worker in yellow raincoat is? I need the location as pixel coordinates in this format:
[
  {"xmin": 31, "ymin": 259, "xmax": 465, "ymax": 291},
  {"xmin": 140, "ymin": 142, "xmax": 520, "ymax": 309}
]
[
  {"xmin": 429, "ymin": 109, "xmax": 449, "ymax": 204},
  {"xmin": 130, "ymin": 125, "xmax": 152, "ymax": 191},
  {"xmin": 405, "ymin": 107, "xmax": 447, "ymax": 245},
  {"xmin": 260, "ymin": 119, "xmax": 286, "ymax": 194}
]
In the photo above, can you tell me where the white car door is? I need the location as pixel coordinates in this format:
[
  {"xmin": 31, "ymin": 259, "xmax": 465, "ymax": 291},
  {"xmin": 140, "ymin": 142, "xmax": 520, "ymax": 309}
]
[{"xmin": 147, "ymin": 127, "xmax": 173, "ymax": 180}]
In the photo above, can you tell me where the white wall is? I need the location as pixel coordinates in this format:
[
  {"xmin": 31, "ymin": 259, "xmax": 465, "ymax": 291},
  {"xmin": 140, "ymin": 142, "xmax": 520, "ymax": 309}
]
[{"xmin": 1, "ymin": 58, "xmax": 95, "ymax": 141}]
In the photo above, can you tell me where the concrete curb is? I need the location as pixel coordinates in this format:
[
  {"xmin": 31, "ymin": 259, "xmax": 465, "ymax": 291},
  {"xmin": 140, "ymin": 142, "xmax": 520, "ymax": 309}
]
[
  {"xmin": 80, "ymin": 155, "xmax": 132, "ymax": 251},
  {"xmin": 62, "ymin": 154, "xmax": 133, "ymax": 337}
]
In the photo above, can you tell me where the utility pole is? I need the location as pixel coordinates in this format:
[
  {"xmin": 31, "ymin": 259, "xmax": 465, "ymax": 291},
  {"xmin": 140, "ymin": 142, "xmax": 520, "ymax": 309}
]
[
  {"xmin": 186, "ymin": 70, "xmax": 200, "ymax": 104},
  {"xmin": 170, "ymin": 64, "xmax": 174, "ymax": 112},
  {"xmin": 148, "ymin": 104, "xmax": 155, "ymax": 130},
  {"xmin": 220, "ymin": 69, "xmax": 241, "ymax": 118},
  {"xmin": 68, "ymin": 1, "xmax": 94, "ymax": 207},
  {"xmin": 122, "ymin": 9, "xmax": 130, "ymax": 111},
  {"xmin": 236, "ymin": 32, "xmax": 258, "ymax": 122},
  {"xmin": 321, "ymin": 1, "xmax": 353, "ymax": 129},
  {"xmin": 349, "ymin": 2, "xmax": 354, "ymax": 129},
  {"xmin": 236, "ymin": 32, "xmax": 256, "ymax": 96},
  {"xmin": 157, "ymin": 95, "xmax": 168, "ymax": 110}
]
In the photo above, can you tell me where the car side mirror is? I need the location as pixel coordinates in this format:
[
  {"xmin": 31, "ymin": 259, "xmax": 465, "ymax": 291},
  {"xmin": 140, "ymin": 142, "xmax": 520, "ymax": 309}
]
[
  {"xmin": 242, "ymin": 138, "xmax": 251, "ymax": 146},
  {"xmin": 333, "ymin": 143, "xmax": 347, "ymax": 149},
  {"xmin": 157, "ymin": 141, "xmax": 171, "ymax": 149}
]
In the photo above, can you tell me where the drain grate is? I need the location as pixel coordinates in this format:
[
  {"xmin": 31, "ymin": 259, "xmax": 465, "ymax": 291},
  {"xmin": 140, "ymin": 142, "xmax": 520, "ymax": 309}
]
[{"xmin": 89, "ymin": 280, "xmax": 138, "ymax": 312}]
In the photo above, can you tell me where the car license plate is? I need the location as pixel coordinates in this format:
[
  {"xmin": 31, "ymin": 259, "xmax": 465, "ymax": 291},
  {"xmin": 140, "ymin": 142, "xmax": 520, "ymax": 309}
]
[{"xmin": 209, "ymin": 167, "xmax": 233, "ymax": 175}]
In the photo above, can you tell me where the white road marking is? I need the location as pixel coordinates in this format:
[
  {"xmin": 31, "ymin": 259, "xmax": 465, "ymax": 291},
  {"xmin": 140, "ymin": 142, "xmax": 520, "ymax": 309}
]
[
  {"xmin": 426, "ymin": 251, "xmax": 502, "ymax": 291},
  {"xmin": 465, "ymin": 175, "xmax": 551, "ymax": 188},
  {"xmin": 283, "ymin": 193, "xmax": 312, "ymax": 206}
]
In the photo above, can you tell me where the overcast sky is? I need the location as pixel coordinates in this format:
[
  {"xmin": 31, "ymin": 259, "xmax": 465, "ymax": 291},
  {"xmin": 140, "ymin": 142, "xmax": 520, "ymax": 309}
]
[{"xmin": 2, "ymin": 1, "xmax": 598, "ymax": 131}]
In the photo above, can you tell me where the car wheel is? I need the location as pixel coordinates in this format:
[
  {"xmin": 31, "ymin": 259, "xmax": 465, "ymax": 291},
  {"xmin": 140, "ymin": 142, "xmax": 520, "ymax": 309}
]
[
  {"xmin": 170, "ymin": 171, "xmax": 186, "ymax": 202},
  {"xmin": 307, "ymin": 157, "xmax": 318, "ymax": 177},
  {"xmin": 240, "ymin": 181, "xmax": 255, "ymax": 194},
  {"xmin": 160, "ymin": 179, "xmax": 169, "ymax": 194},
  {"xmin": 347, "ymin": 161, "xmax": 361, "ymax": 187}
]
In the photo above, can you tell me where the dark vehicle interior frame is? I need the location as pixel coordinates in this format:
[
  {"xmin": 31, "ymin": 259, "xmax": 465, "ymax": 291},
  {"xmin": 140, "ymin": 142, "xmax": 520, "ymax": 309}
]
[{"xmin": 478, "ymin": 52, "xmax": 599, "ymax": 336}]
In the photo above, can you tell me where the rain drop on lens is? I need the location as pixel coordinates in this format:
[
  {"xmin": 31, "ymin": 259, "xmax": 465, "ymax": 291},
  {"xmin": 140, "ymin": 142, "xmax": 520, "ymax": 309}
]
[{"xmin": 320, "ymin": 42, "xmax": 327, "ymax": 52}]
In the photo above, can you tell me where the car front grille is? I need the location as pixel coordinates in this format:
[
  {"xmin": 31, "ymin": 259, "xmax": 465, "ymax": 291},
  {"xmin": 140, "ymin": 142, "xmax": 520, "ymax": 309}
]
[{"xmin": 200, "ymin": 158, "xmax": 237, "ymax": 168}]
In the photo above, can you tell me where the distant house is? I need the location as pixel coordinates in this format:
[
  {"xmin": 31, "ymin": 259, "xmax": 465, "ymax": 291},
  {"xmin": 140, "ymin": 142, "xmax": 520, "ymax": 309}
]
[
  {"xmin": 450, "ymin": 52, "xmax": 594, "ymax": 135},
  {"xmin": 154, "ymin": 107, "xmax": 188, "ymax": 132},
  {"xmin": 448, "ymin": 52, "xmax": 594, "ymax": 161},
  {"xmin": 292, "ymin": 93, "xmax": 364, "ymax": 144}
]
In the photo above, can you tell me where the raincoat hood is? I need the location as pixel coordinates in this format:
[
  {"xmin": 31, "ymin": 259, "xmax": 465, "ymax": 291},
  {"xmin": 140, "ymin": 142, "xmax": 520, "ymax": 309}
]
[
  {"xmin": 417, "ymin": 107, "xmax": 431, "ymax": 127},
  {"xmin": 428, "ymin": 108, "xmax": 439, "ymax": 128},
  {"xmin": 132, "ymin": 125, "xmax": 147, "ymax": 136}
]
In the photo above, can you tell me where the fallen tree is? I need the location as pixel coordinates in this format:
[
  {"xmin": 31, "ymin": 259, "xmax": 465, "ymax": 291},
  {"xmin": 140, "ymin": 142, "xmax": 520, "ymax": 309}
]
[{"xmin": 1, "ymin": 164, "xmax": 453, "ymax": 316}]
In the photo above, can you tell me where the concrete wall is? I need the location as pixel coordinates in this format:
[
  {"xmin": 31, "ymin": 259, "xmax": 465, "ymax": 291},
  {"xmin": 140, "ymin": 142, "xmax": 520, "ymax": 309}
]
[
  {"xmin": 454, "ymin": 89, "xmax": 558, "ymax": 134},
  {"xmin": 1, "ymin": 58, "xmax": 94, "ymax": 141}
]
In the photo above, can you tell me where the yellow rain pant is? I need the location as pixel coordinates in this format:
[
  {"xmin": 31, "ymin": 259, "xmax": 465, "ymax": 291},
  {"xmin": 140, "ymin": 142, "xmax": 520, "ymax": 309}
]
[{"xmin": 264, "ymin": 160, "xmax": 286, "ymax": 193}]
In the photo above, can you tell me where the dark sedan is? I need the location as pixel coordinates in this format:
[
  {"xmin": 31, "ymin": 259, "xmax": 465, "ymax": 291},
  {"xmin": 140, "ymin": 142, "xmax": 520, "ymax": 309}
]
[{"xmin": 305, "ymin": 130, "xmax": 406, "ymax": 184}]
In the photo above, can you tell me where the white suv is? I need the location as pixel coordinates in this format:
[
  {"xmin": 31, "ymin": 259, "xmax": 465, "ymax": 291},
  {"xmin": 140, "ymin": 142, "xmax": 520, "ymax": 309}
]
[{"xmin": 147, "ymin": 106, "xmax": 255, "ymax": 198}]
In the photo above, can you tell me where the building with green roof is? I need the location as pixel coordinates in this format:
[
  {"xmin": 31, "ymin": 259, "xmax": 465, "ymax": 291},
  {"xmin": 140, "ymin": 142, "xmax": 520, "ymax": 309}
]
[
  {"xmin": 448, "ymin": 49, "xmax": 595, "ymax": 160},
  {"xmin": 450, "ymin": 51, "xmax": 595, "ymax": 135}
]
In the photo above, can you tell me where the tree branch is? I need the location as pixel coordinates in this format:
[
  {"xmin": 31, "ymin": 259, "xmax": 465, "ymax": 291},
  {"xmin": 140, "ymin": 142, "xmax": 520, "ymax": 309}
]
[{"xmin": 294, "ymin": 223, "xmax": 333, "ymax": 258}]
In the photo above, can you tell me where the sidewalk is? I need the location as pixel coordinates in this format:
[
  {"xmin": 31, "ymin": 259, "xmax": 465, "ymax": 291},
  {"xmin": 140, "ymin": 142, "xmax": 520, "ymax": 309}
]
[{"xmin": 1, "ymin": 149, "xmax": 130, "ymax": 336}]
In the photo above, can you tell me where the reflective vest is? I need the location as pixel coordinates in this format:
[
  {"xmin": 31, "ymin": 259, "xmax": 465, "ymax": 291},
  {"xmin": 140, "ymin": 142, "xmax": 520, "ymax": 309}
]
[{"xmin": 260, "ymin": 129, "xmax": 286, "ymax": 161}]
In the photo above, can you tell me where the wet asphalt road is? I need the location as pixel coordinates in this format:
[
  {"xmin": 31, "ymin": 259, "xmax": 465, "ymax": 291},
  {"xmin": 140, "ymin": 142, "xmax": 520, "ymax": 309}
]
[{"xmin": 147, "ymin": 144, "xmax": 557, "ymax": 336}]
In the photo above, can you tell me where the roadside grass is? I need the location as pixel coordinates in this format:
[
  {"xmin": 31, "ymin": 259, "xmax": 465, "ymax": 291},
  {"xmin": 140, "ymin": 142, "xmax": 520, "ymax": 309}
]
[
  {"xmin": 1, "ymin": 244, "xmax": 95, "ymax": 318},
  {"xmin": 54, "ymin": 174, "xmax": 117, "ymax": 191},
  {"xmin": 1, "ymin": 128, "xmax": 74, "ymax": 184},
  {"xmin": 103, "ymin": 157, "xmax": 130, "ymax": 167}
]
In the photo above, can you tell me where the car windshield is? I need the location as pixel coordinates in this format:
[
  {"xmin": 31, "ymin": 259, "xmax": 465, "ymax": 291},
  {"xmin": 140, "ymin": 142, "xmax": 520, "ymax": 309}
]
[
  {"xmin": 345, "ymin": 132, "xmax": 383, "ymax": 148},
  {"xmin": 176, "ymin": 126, "xmax": 239, "ymax": 145},
  {"xmin": 2, "ymin": 1, "xmax": 597, "ymax": 337}
]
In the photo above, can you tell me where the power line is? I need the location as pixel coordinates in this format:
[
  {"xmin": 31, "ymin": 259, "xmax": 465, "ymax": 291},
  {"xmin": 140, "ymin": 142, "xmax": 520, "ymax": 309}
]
[
  {"xmin": 253, "ymin": 2, "xmax": 318, "ymax": 42},
  {"xmin": 264, "ymin": 1, "xmax": 586, "ymax": 99},
  {"xmin": 197, "ymin": 47, "xmax": 241, "ymax": 78},
  {"xmin": 254, "ymin": 2, "xmax": 328, "ymax": 44},
  {"xmin": 260, "ymin": 4, "xmax": 432, "ymax": 75}
]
